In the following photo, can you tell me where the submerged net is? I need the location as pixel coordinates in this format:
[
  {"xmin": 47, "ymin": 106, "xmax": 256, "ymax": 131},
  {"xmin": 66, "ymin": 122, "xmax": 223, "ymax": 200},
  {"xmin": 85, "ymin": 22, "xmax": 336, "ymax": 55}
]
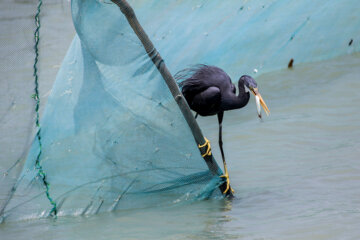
[
  {"xmin": 1, "ymin": 0, "xmax": 224, "ymax": 222},
  {"xmin": 1, "ymin": 0, "xmax": 359, "ymax": 222}
]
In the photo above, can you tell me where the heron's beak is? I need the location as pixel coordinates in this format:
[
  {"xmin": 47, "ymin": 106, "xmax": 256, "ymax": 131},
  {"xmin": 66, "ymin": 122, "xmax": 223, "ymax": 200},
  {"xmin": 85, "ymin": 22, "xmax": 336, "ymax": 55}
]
[{"xmin": 251, "ymin": 88, "xmax": 270, "ymax": 118}]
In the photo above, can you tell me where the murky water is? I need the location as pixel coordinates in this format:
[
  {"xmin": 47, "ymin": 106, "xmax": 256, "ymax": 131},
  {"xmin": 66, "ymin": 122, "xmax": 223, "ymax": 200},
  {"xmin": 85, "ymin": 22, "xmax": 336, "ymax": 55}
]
[
  {"xmin": 1, "ymin": 0, "xmax": 360, "ymax": 239},
  {"xmin": 2, "ymin": 53, "xmax": 360, "ymax": 240}
]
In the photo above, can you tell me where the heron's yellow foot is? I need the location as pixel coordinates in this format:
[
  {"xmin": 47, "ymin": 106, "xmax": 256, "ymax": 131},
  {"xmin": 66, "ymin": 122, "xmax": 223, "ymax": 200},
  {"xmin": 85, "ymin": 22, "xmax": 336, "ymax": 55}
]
[{"xmin": 220, "ymin": 172, "xmax": 234, "ymax": 194}]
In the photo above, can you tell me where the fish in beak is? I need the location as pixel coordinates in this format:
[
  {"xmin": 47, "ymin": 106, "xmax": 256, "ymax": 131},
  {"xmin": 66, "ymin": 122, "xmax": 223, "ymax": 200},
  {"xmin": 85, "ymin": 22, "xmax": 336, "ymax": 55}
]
[{"xmin": 251, "ymin": 88, "xmax": 270, "ymax": 118}]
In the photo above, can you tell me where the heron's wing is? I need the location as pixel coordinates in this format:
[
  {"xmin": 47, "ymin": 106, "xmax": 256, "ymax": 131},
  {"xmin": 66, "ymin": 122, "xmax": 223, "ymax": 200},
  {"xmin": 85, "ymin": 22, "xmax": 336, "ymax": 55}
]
[
  {"xmin": 191, "ymin": 86, "xmax": 221, "ymax": 116},
  {"xmin": 180, "ymin": 78, "xmax": 211, "ymax": 94}
]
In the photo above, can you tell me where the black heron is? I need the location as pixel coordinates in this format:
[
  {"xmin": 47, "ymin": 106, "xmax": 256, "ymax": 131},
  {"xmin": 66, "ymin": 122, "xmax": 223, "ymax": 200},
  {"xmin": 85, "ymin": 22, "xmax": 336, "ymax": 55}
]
[{"xmin": 176, "ymin": 65, "xmax": 270, "ymax": 194}]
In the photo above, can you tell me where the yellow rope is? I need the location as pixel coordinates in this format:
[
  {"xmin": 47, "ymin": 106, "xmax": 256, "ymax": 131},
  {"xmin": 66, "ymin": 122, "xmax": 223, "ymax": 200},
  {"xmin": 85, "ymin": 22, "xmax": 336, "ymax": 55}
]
[{"xmin": 198, "ymin": 137, "xmax": 212, "ymax": 157}]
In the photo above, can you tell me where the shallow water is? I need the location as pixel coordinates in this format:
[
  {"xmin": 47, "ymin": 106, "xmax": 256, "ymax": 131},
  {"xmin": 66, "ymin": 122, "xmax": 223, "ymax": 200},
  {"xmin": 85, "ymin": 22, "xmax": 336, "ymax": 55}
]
[
  {"xmin": 2, "ymin": 53, "xmax": 360, "ymax": 239},
  {"xmin": 2, "ymin": 0, "xmax": 360, "ymax": 239}
]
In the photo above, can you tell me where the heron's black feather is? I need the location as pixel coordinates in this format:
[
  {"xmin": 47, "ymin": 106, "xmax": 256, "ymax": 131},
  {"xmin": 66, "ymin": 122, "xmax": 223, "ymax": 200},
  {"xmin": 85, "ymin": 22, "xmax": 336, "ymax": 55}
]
[{"xmin": 177, "ymin": 65, "xmax": 251, "ymax": 115}]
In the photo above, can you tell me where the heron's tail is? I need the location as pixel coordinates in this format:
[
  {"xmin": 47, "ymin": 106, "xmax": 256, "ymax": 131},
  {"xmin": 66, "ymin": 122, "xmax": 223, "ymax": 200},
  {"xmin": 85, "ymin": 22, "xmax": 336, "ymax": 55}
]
[{"xmin": 175, "ymin": 64, "xmax": 208, "ymax": 86}]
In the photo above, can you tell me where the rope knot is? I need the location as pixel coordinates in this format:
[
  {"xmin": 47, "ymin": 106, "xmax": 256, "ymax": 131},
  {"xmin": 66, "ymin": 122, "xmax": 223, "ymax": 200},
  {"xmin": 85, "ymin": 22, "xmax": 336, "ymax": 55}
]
[{"xmin": 198, "ymin": 137, "xmax": 212, "ymax": 157}]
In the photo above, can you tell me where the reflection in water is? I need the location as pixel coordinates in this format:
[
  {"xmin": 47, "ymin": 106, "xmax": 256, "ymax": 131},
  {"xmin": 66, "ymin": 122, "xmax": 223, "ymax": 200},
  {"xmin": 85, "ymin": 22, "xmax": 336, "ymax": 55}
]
[{"xmin": 199, "ymin": 199, "xmax": 235, "ymax": 240}]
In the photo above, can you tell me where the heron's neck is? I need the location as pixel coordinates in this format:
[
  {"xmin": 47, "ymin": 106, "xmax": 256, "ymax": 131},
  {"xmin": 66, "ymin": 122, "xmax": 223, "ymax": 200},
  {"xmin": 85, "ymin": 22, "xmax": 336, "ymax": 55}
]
[{"xmin": 222, "ymin": 84, "xmax": 250, "ymax": 110}]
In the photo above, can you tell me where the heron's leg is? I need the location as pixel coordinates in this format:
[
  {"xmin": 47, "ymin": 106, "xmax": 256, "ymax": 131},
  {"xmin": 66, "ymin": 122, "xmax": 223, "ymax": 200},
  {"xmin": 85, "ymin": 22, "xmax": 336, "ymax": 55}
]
[
  {"xmin": 195, "ymin": 112, "xmax": 199, "ymax": 119},
  {"xmin": 218, "ymin": 111, "xmax": 225, "ymax": 162},
  {"xmin": 218, "ymin": 111, "xmax": 234, "ymax": 194}
]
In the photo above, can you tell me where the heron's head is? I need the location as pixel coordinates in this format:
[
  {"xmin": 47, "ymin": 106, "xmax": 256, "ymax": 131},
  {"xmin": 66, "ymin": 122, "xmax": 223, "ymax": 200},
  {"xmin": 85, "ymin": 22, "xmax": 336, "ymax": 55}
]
[{"xmin": 240, "ymin": 75, "xmax": 270, "ymax": 118}]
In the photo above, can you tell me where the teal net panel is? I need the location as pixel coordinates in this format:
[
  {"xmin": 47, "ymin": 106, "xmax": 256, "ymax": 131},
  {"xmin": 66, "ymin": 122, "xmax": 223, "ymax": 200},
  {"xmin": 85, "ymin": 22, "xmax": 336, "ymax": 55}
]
[
  {"xmin": 1, "ymin": 1, "xmax": 223, "ymax": 222},
  {"xmin": 1, "ymin": 0, "xmax": 359, "ymax": 222},
  {"xmin": 133, "ymin": 0, "xmax": 360, "ymax": 76}
]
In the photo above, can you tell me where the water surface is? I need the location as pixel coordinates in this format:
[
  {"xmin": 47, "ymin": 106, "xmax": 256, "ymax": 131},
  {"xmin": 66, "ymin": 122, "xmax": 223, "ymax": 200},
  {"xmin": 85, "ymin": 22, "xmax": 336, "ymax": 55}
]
[{"xmin": 1, "ymin": 53, "xmax": 360, "ymax": 240}]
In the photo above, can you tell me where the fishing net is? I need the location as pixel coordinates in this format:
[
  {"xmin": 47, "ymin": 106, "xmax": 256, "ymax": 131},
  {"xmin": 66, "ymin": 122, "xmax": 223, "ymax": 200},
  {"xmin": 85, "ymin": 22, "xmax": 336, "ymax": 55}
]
[{"xmin": 1, "ymin": 0, "xmax": 359, "ymax": 222}]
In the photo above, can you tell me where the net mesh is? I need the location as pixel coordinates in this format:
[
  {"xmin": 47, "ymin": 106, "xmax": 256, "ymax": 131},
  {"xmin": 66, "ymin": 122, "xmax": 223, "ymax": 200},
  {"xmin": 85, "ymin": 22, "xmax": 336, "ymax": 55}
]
[{"xmin": 1, "ymin": 0, "xmax": 359, "ymax": 222}]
